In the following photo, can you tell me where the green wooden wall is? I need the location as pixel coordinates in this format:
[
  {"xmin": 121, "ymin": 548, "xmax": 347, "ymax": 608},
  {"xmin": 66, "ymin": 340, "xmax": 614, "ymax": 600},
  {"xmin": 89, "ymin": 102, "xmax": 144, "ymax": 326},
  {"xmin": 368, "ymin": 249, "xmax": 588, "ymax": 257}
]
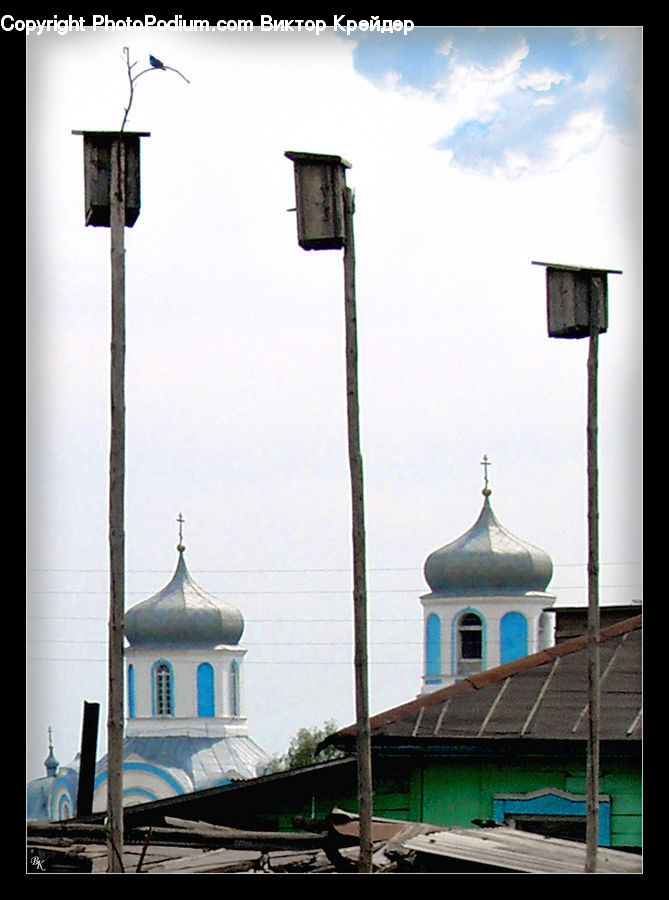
[
  {"xmin": 219, "ymin": 749, "xmax": 639, "ymax": 851},
  {"xmin": 376, "ymin": 752, "xmax": 641, "ymax": 850}
]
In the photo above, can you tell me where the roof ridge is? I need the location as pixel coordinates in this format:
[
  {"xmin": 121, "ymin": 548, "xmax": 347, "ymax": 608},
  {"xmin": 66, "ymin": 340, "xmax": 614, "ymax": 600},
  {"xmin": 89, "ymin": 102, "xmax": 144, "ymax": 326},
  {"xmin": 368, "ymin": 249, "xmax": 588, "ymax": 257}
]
[{"xmin": 331, "ymin": 614, "xmax": 642, "ymax": 740}]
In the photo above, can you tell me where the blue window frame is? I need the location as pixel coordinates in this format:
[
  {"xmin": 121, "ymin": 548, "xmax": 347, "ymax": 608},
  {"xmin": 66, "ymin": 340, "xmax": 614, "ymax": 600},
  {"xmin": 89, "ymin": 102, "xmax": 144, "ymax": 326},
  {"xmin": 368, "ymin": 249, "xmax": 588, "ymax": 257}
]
[
  {"xmin": 493, "ymin": 788, "xmax": 612, "ymax": 846},
  {"xmin": 127, "ymin": 663, "xmax": 136, "ymax": 718},
  {"xmin": 197, "ymin": 662, "xmax": 215, "ymax": 717},
  {"xmin": 501, "ymin": 611, "xmax": 528, "ymax": 664},
  {"xmin": 426, "ymin": 614, "xmax": 442, "ymax": 684},
  {"xmin": 151, "ymin": 659, "xmax": 174, "ymax": 716}
]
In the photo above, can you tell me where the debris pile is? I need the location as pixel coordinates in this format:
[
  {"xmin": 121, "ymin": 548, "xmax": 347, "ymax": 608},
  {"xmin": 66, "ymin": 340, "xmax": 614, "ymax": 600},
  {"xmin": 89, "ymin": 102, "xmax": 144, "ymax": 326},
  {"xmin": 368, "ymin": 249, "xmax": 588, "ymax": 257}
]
[{"xmin": 27, "ymin": 809, "xmax": 642, "ymax": 874}]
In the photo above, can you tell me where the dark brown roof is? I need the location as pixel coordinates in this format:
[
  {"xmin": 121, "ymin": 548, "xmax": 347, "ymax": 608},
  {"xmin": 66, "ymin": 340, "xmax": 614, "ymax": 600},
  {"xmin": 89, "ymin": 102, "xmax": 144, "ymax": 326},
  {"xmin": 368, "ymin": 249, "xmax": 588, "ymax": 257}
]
[{"xmin": 327, "ymin": 615, "xmax": 641, "ymax": 746}]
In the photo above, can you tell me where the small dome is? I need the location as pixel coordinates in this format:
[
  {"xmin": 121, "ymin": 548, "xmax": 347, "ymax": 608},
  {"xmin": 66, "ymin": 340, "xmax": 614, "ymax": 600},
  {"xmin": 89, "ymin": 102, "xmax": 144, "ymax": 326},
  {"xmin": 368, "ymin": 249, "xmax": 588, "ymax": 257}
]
[
  {"xmin": 424, "ymin": 490, "xmax": 553, "ymax": 596},
  {"xmin": 126, "ymin": 547, "xmax": 244, "ymax": 648}
]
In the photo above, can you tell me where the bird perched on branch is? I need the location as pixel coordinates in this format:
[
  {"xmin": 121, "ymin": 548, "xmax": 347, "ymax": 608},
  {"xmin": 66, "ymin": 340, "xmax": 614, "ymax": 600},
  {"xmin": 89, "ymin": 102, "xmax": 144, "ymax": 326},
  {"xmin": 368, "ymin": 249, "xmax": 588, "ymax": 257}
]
[{"xmin": 149, "ymin": 54, "xmax": 165, "ymax": 69}]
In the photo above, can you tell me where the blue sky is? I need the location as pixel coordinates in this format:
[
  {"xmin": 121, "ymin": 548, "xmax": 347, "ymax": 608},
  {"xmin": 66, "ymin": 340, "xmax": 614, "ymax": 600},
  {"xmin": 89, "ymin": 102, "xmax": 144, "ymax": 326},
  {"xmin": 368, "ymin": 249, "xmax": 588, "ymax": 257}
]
[{"xmin": 349, "ymin": 26, "xmax": 641, "ymax": 175}]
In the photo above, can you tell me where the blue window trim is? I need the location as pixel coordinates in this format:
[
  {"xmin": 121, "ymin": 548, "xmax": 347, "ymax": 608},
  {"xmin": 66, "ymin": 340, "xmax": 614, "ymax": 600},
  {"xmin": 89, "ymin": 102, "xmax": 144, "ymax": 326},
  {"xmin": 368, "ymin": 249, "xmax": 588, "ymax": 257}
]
[
  {"xmin": 197, "ymin": 662, "xmax": 215, "ymax": 717},
  {"xmin": 127, "ymin": 663, "xmax": 136, "ymax": 718},
  {"xmin": 426, "ymin": 613, "xmax": 442, "ymax": 684},
  {"xmin": 493, "ymin": 788, "xmax": 612, "ymax": 846},
  {"xmin": 451, "ymin": 607, "xmax": 486, "ymax": 675},
  {"xmin": 500, "ymin": 610, "xmax": 528, "ymax": 664},
  {"xmin": 151, "ymin": 658, "xmax": 175, "ymax": 717}
]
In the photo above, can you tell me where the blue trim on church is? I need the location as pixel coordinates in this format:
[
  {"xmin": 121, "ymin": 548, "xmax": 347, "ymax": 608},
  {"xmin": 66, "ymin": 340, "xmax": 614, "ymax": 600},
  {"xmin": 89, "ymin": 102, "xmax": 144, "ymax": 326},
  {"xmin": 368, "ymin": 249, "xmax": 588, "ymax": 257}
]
[
  {"xmin": 151, "ymin": 658, "xmax": 175, "ymax": 716},
  {"xmin": 500, "ymin": 611, "xmax": 528, "ymax": 664},
  {"xmin": 94, "ymin": 760, "xmax": 186, "ymax": 796},
  {"xmin": 197, "ymin": 662, "xmax": 215, "ymax": 717},
  {"xmin": 426, "ymin": 613, "xmax": 441, "ymax": 684},
  {"xmin": 128, "ymin": 663, "xmax": 136, "ymax": 718}
]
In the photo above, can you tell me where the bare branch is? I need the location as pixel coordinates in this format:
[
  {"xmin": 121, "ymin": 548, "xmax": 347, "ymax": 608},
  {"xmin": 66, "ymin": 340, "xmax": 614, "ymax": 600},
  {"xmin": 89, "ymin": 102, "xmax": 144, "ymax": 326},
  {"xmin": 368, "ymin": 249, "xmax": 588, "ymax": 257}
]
[
  {"xmin": 163, "ymin": 66, "xmax": 191, "ymax": 84},
  {"xmin": 120, "ymin": 48, "xmax": 190, "ymax": 132},
  {"xmin": 120, "ymin": 47, "xmax": 134, "ymax": 132}
]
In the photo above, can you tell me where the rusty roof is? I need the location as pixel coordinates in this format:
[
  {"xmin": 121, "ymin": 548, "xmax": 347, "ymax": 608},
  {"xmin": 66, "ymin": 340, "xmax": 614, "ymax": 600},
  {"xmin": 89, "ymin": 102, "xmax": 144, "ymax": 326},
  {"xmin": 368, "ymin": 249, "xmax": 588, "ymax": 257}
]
[{"xmin": 326, "ymin": 615, "xmax": 641, "ymax": 747}]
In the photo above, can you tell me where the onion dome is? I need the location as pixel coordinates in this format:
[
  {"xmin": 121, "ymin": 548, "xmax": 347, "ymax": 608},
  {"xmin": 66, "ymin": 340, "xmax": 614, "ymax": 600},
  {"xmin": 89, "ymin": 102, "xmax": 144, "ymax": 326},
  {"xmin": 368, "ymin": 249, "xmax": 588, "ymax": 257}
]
[
  {"xmin": 126, "ymin": 539, "xmax": 244, "ymax": 649},
  {"xmin": 424, "ymin": 465, "xmax": 553, "ymax": 596},
  {"xmin": 44, "ymin": 728, "xmax": 59, "ymax": 777}
]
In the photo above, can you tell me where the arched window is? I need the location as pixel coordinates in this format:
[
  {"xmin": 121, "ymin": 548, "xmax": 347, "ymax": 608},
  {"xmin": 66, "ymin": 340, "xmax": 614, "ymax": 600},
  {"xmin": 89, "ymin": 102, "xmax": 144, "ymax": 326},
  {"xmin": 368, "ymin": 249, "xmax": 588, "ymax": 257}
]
[
  {"xmin": 197, "ymin": 663, "xmax": 215, "ymax": 717},
  {"xmin": 501, "ymin": 611, "xmax": 528, "ymax": 664},
  {"xmin": 425, "ymin": 614, "xmax": 442, "ymax": 685},
  {"xmin": 152, "ymin": 660, "xmax": 174, "ymax": 716},
  {"xmin": 127, "ymin": 663, "xmax": 136, "ymax": 718},
  {"xmin": 456, "ymin": 611, "xmax": 484, "ymax": 675},
  {"xmin": 58, "ymin": 797, "xmax": 71, "ymax": 821},
  {"xmin": 229, "ymin": 660, "xmax": 240, "ymax": 716}
]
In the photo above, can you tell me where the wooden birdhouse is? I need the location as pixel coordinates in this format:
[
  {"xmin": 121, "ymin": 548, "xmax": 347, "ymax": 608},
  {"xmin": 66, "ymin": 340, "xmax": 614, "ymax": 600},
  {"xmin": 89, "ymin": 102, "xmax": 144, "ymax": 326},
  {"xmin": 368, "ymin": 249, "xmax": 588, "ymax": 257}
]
[
  {"xmin": 285, "ymin": 151, "xmax": 351, "ymax": 250},
  {"xmin": 73, "ymin": 131, "xmax": 150, "ymax": 227},
  {"xmin": 533, "ymin": 262, "xmax": 621, "ymax": 339}
]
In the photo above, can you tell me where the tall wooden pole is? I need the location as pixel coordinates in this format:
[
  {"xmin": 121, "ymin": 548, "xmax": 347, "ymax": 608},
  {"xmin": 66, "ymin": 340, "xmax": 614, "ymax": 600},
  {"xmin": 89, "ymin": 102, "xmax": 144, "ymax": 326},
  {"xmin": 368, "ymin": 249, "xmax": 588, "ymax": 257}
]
[
  {"xmin": 585, "ymin": 287, "xmax": 600, "ymax": 873},
  {"xmin": 107, "ymin": 135, "xmax": 126, "ymax": 872},
  {"xmin": 343, "ymin": 186, "xmax": 373, "ymax": 873}
]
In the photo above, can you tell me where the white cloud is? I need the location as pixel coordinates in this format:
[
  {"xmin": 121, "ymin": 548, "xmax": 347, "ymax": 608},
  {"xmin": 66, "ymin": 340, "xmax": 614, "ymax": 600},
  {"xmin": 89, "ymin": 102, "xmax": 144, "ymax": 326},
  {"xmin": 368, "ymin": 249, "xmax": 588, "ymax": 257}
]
[
  {"xmin": 518, "ymin": 68, "xmax": 567, "ymax": 92},
  {"xmin": 545, "ymin": 108, "xmax": 609, "ymax": 169},
  {"xmin": 436, "ymin": 37, "xmax": 454, "ymax": 56}
]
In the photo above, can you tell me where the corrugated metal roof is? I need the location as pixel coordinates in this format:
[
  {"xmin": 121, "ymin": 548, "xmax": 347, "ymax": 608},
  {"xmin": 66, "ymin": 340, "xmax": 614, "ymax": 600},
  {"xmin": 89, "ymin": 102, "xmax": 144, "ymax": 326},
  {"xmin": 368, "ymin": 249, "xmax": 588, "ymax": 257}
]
[
  {"xmin": 401, "ymin": 826, "xmax": 642, "ymax": 874},
  {"xmin": 328, "ymin": 615, "xmax": 641, "ymax": 746}
]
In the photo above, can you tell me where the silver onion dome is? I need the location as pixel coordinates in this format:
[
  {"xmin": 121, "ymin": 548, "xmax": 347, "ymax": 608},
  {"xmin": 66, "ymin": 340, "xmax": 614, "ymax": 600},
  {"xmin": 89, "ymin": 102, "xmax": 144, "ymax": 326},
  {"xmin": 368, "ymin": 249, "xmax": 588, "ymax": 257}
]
[
  {"xmin": 424, "ymin": 488, "xmax": 553, "ymax": 596},
  {"xmin": 125, "ymin": 545, "xmax": 244, "ymax": 648}
]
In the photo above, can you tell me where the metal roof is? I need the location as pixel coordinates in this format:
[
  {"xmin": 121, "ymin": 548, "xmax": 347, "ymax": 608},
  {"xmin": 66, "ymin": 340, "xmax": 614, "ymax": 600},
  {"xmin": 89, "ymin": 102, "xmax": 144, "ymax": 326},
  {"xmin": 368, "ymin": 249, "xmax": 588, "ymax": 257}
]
[
  {"xmin": 125, "ymin": 547, "xmax": 244, "ymax": 648},
  {"xmin": 120, "ymin": 735, "xmax": 269, "ymax": 786},
  {"xmin": 423, "ymin": 490, "xmax": 553, "ymax": 596},
  {"xmin": 327, "ymin": 615, "xmax": 641, "ymax": 747},
  {"xmin": 401, "ymin": 825, "xmax": 641, "ymax": 874},
  {"xmin": 328, "ymin": 809, "xmax": 642, "ymax": 874}
]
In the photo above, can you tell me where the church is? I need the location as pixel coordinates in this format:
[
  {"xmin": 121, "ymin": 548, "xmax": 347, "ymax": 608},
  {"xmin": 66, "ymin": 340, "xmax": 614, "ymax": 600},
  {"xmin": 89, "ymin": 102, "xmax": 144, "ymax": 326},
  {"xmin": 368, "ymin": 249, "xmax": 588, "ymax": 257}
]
[
  {"xmin": 420, "ymin": 457, "xmax": 556, "ymax": 690},
  {"xmin": 27, "ymin": 524, "xmax": 269, "ymax": 821}
]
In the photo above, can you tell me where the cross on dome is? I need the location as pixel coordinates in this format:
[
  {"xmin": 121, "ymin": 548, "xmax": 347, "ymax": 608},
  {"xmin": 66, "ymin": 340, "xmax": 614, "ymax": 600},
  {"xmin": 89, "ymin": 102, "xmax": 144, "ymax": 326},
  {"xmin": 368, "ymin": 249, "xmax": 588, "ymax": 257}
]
[{"xmin": 481, "ymin": 455, "xmax": 492, "ymax": 496}]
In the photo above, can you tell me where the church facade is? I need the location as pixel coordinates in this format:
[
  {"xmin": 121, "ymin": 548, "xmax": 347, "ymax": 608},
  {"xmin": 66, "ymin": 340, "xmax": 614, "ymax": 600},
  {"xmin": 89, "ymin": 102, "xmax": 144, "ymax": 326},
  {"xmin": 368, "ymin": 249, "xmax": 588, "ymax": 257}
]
[
  {"xmin": 27, "ymin": 529, "xmax": 269, "ymax": 821},
  {"xmin": 420, "ymin": 463, "xmax": 556, "ymax": 691}
]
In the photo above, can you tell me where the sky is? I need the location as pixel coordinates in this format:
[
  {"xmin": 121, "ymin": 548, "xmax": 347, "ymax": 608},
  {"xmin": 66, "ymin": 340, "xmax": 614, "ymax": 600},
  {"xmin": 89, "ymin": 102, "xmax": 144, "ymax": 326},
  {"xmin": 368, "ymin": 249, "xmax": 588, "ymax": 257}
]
[{"xmin": 25, "ymin": 23, "xmax": 642, "ymax": 785}]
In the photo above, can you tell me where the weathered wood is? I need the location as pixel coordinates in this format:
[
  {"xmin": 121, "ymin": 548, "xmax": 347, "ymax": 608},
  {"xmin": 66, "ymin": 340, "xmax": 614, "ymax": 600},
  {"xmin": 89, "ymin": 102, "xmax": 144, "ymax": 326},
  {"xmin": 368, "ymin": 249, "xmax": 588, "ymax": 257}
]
[
  {"xmin": 585, "ymin": 286, "xmax": 601, "ymax": 873},
  {"xmin": 27, "ymin": 843, "xmax": 94, "ymax": 873},
  {"xmin": 284, "ymin": 151, "xmax": 349, "ymax": 249},
  {"xmin": 283, "ymin": 151, "xmax": 372, "ymax": 872},
  {"xmin": 545, "ymin": 267, "xmax": 608, "ymax": 338},
  {"xmin": 28, "ymin": 822, "xmax": 110, "ymax": 839},
  {"xmin": 75, "ymin": 132, "xmax": 144, "ymax": 227},
  {"xmin": 143, "ymin": 818, "xmax": 329, "ymax": 850},
  {"xmin": 108, "ymin": 135, "xmax": 126, "ymax": 874},
  {"xmin": 343, "ymin": 187, "xmax": 373, "ymax": 874}
]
